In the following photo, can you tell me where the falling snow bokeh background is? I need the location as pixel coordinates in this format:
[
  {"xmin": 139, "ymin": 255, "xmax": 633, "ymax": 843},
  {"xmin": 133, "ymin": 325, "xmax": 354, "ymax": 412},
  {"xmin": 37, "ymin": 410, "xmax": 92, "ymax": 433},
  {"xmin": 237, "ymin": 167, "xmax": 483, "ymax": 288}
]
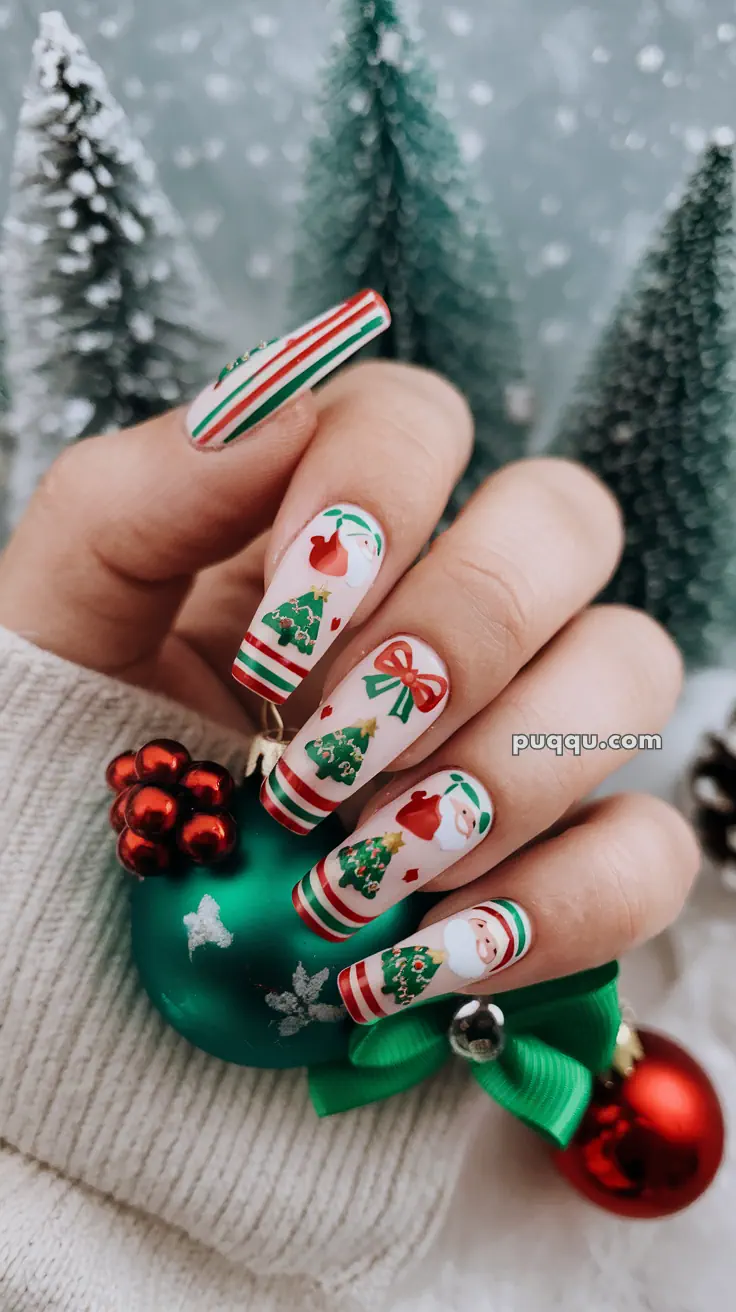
[{"xmin": 2, "ymin": 0, "xmax": 736, "ymax": 436}]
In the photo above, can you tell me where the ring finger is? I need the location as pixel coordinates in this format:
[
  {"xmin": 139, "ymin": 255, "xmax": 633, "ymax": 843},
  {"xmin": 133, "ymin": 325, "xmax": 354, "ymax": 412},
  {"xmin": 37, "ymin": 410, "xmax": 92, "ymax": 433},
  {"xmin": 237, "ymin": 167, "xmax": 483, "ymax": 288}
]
[{"xmin": 290, "ymin": 603, "xmax": 681, "ymax": 940}]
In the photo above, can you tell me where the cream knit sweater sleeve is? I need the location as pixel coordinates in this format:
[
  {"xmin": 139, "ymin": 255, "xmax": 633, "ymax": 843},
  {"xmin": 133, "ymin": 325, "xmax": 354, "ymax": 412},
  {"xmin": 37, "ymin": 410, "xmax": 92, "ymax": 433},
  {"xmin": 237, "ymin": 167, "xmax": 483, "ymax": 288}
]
[{"xmin": 0, "ymin": 627, "xmax": 477, "ymax": 1312}]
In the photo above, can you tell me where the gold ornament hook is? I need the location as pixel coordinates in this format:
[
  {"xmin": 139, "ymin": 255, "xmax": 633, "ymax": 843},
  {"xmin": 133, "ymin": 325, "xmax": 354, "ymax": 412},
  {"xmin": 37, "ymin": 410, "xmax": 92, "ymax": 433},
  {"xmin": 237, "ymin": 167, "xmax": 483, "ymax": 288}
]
[{"xmin": 245, "ymin": 701, "xmax": 291, "ymax": 779}]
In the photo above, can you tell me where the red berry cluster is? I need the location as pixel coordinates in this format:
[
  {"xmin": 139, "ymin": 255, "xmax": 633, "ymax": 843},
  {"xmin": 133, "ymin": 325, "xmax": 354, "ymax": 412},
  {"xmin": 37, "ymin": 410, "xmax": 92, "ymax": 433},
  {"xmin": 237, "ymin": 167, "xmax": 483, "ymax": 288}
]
[{"xmin": 106, "ymin": 738, "xmax": 237, "ymax": 878}]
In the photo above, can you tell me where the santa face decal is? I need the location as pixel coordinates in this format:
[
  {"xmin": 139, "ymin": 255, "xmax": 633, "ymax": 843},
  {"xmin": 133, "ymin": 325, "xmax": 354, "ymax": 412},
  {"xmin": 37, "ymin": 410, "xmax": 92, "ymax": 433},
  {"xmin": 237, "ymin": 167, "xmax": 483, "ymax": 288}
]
[
  {"xmin": 232, "ymin": 503, "xmax": 384, "ymax": 706},
  {"xmin": 293, "ymin": 769, "xmax": 493, "ymax": 941},
  {"xmin": 337, "ymin": 899, "xmax": 532, "ymax": 1023}
]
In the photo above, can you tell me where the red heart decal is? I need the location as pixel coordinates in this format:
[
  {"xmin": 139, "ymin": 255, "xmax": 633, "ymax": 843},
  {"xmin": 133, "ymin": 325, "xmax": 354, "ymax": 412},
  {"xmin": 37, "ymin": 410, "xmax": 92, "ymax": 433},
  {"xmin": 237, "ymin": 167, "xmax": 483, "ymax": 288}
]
[
  {"xmin": 330, "ymin": 617, "xmax": 341, "ymax": 631},
  {"xmin": 403, "ymin": 868, "xmax": 420, "ymax": 883},
  {"xmin": 320, "ymin": 705, "xmax": 333, "ymax": 720}
]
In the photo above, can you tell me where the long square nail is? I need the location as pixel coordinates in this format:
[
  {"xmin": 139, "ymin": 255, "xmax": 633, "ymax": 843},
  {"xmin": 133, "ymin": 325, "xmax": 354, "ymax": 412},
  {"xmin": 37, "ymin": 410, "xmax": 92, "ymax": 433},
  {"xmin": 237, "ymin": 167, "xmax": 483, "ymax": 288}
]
[
  {"xmin": 293, "ymin": 769, "xmax": 493, "ymax": 940},
  {"xmin": 187, "ymin": 290, "xmax": 391, "ymax": 450},
  {"xmin": 338, "ymin": 900, "xmax": 531, "ymax": 1023},
  {"xmin": 261, "ymin": 635, "xmax": 450, "ymax": 833},
  {"xmin": 232, "ymin": 504, "xmax": 385, "ymax": 704}
]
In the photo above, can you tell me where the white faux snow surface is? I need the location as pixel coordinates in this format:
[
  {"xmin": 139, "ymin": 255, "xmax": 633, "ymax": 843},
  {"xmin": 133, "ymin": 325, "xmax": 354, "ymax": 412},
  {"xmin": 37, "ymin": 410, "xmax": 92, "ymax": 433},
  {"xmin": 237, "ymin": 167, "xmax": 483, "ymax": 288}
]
[{"xmin": 390, "ymin": 670, "xmax": 736, "ymax": 1312}]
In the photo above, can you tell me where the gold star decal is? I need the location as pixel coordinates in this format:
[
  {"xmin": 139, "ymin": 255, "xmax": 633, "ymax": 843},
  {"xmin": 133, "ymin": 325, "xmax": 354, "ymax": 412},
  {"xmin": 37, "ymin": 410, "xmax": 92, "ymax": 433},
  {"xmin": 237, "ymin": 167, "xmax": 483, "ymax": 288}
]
[
  {"xmin": 355, "ymin": 717, "xmax": 378, "ymax": 738},
  {"xmin": 310, "ymin": 585, "xmax": 331, "ymax": 602},
  {"xmin": 384, "ymin": 832, "xmax": 405, "ymax": 853}
]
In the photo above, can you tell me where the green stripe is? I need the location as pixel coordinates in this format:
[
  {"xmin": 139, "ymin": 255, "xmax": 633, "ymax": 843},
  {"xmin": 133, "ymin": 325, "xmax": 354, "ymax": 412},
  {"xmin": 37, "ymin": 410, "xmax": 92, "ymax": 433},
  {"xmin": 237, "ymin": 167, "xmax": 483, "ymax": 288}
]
[
  {"xmin": 300, "ymin": 876, "xmax": 348, "ymax": 936},
  {"xmin": 269, "ymin": 771, "xmax": 322, "ymax": 825},
  {"xmin": 237, "ymin": 649, "xmax": 295, "ymax": 693},
  {"xmin": 494, "ymin": 899, "xmax": 528, "ymax": 956},
  {"xmin": 220, "ymin": 319, "xmax": 385, "ymax": 445}
]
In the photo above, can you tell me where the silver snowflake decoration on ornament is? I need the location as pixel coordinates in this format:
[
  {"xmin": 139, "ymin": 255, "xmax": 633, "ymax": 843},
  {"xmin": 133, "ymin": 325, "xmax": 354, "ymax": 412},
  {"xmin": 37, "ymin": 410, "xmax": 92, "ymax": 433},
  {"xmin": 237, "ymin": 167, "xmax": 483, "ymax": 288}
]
[{"xmin": 265, "ymin": 963, "xmax": 346, "ymax": 1037}]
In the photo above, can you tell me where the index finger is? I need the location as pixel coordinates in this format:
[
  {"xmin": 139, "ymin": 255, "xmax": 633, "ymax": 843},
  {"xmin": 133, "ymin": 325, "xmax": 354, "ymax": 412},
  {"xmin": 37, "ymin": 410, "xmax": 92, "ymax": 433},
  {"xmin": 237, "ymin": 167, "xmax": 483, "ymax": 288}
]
[{"xmin": 229, "ymin": 359, "xmax": 473, "ymax": 704}]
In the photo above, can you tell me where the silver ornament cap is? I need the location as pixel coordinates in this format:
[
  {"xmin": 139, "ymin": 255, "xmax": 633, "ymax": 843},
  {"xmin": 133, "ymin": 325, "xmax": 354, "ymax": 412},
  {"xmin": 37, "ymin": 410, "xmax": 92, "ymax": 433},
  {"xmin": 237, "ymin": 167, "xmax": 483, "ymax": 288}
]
[{"xmin": 449, "ymin": 998, "xmax": 505, "ymax": 1064}]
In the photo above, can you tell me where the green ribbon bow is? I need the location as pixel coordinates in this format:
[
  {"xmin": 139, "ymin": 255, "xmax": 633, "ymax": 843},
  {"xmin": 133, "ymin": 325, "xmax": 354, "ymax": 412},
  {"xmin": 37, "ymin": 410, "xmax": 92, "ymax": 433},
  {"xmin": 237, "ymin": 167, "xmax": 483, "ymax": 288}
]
[{"xmin": 309, "ymin": 962, "xmax": 620, "ymax": 1149}]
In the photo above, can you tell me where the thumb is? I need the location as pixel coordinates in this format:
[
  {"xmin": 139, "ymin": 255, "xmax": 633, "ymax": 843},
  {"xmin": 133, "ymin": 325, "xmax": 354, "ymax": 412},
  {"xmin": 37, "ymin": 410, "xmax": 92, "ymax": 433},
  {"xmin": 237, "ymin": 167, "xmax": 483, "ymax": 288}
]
[{"xmin": 0, "ymin": 394, "xmax": 317, "ymax": 674}]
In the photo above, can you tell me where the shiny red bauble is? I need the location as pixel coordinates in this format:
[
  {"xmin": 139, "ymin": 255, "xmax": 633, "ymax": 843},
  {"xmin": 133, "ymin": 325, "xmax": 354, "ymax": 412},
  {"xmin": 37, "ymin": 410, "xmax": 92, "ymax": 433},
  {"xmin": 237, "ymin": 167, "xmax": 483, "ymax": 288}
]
[
  {"xmin": 178, "ymin": 811, "xmax": 237, "ymax": 863},
  {"xmin": 134, "ymin": 739, "xmax": 191, "ymax": 787},
  {"xmin": 109, "ymin": 787, "xmax": 133, "ymax": 834},
  {"xmin": 179, "ymin": 761, "xmax": 234, "ymax": 810},
  {"xmin": 105, "ymin": 751, "xmax": 138, "ymax": 793},
  {"xmin": 125, "ymin": 784, "xmax": 180, "ymax": 839},
  {"xmin": 554, "ymin": 1029, "xmax": 725, "ymax": 1218},
  {"xmin": 117, "ymin": 826, "xmax": 173, "ymax": 878}
]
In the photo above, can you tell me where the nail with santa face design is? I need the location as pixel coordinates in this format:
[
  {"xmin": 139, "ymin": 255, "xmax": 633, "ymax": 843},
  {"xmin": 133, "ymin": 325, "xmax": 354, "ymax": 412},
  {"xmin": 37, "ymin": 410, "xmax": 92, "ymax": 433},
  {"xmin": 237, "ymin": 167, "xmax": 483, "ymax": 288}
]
[
  {"xmin": 338, "ymin": 900, "xmax": 532, "ymax": 1024},
  {"xmin": 293, "ymin": 769, "xmax": 493, "ymax": 941},
  {"xmin": 232, "ymin": 504, "xmax": 385, "ymax": 703}
]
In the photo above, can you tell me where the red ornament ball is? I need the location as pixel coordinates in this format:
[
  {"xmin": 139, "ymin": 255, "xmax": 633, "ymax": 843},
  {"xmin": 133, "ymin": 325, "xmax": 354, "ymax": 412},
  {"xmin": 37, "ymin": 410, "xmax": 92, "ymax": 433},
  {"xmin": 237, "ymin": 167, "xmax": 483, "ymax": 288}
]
[
  {"xmin": 554, "ymin": 1029, "xmax": 725, "ymax": 1218},
  {"xmin": 105, "ymin": 751, "xmax": 138, "ymax": 794},
  {"xmin": 125, "ymin": 784, "xmax": 180, "ymax": 839},
  {"xmin": 135, "ymin": 738, "xmax": 190, "ymax": 787},
  {"xmin": 117, "ymin": 827, "xmax": 173, "ymax": 878},
  {"xmin": 177, "ymin": 810, "xmax": 237, "ymax": 864},
  {"xmin": 109, "ymin": 787, "xmax": 133, "ymax": 834},
  {"xmin": 180, "ymin": 761, "xmax": 234, "ymax": 810}
]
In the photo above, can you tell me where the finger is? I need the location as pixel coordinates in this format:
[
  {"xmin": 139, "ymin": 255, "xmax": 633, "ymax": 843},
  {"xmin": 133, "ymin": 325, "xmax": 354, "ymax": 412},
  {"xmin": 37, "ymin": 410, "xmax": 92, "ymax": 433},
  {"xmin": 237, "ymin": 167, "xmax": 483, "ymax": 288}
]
[
  {"xmin": 185, "ymin": 289, "xmax": 391, "ymax": 450},
  {"xmin": 290, "ymin": 604, "xmax": 681, "ymax": 940},
  {"xmin": 0, "ymin": 395, "xmax": 316, "ymax": 674},
  {"xmin": 337, "ymin": 792, "xmax": 699, "ymax": 1022},
  {"xmin": 321, "ymin": 456, "xmax": 624, "ymax": 768},
  {"xmin": 227, "ymin": 360, "xmax": 472, "ymax": 704},
  {"xmin": 264, "ymin": 458, "xmax": 622, "ymax": 834}
]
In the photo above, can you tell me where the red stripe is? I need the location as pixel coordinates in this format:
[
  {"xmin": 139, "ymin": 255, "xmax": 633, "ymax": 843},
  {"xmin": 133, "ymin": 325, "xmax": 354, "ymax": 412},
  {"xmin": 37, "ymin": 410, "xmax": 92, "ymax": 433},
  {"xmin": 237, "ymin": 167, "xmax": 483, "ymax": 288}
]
[
  {"xmin": 483, "ymin": 905, "xmax": 516, "ymax": 968},
  {"xmin": 244, "ymin": 631, "xmax": 309, "ymax": 678},
  {"xmin": 277, "ymin": 760, "xmax": 337, "ymax": 814},
  {"xmin": 260, "ymin": 781, "xmax": 312, "ymax": 835},
  {"xmin": 291, "ymin": 885, "xmax": 346, "ymax": 942},
  {"xmin": 231, "ymin": 664, "xmax": 287, "ymax": 704},
  {"xmin": 204, "ymin": 296, "xmax": 381, "ymax": 444},
  {"xmin": 337, "ymin": 966, "xmax": 367, "ymax": 1024},
  {"xmin": 314, "ymin": 858, "xmax": 374, "ymax": 926},
  {"xmin": 355, "ymin": 960, "xmax": 385, "ymax": 1018}
]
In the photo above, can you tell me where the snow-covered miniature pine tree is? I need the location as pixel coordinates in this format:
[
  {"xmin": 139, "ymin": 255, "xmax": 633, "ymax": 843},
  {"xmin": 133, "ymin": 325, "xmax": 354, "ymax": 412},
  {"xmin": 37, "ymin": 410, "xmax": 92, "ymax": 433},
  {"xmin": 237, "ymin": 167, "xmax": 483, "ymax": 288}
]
[
  {"xmin": 4, "ymin": 11, "xmax": 223, "ymax": 520},
  {"xmin": 552, "ymin": 144, "xmax": 736, "ymax": 667},
  {"xmin": 292, "ymin": 0, "xmax": 529, "ymax": 512}
]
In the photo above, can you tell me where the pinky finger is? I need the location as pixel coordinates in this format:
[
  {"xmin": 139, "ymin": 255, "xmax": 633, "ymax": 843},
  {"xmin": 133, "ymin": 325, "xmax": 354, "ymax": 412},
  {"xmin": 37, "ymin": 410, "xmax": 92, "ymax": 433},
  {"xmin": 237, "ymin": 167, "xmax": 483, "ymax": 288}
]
[{"xmin": 338, "ymin": 793, "xmax": 699, "ymax": 1023}]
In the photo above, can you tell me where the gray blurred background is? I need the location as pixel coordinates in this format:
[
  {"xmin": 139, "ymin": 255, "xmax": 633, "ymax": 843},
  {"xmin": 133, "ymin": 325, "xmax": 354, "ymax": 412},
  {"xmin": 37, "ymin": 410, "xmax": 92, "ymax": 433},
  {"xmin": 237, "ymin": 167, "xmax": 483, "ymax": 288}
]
[{"xmin": 1, "ymin": 0, "xmax": 735, "ymax": 434}]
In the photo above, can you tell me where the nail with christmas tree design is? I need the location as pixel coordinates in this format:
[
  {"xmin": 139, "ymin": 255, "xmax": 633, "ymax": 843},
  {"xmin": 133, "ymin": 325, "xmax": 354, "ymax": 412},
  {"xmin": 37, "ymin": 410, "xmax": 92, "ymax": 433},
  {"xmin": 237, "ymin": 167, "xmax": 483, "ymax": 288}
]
[
  {"xmin": 260, "ymin": 635, "xmax": 450, "ymax": 834},
  {"xmin": 293, "ymin": 769, "xmax": 493, "ymax": 941},
  {"xmin": 232, "ymin": 504, "xmax": 385, "ymax": 704},
  {"xmin": 186, "ymin": 289, "xmax": 391, "ymax": 450},
  {"xmin": 338, "ymin": 899, "xmax": 532, "ymax": 1024}
]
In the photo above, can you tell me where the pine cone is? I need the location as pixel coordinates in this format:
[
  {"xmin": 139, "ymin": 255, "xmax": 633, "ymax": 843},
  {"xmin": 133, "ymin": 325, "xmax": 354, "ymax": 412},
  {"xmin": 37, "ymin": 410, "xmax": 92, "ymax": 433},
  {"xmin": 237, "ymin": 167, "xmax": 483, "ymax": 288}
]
[{"xmin": 689, "ymin": 717, "xmax": 736, "ymax": 887}]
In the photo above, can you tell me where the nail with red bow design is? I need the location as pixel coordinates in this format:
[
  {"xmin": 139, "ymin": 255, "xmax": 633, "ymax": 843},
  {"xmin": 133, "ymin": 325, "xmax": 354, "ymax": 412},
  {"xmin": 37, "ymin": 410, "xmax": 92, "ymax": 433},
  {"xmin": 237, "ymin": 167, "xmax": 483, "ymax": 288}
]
[{"xmin": 260, "ymin": 635, "xmax": 450, "ymax": 834}]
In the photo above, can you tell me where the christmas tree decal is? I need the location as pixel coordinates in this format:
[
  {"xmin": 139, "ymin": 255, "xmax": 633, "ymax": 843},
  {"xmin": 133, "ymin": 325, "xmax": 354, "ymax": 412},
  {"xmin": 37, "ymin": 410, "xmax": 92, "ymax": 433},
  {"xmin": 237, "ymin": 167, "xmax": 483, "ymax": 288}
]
[
  {"xmin": 292, "ymin": 0, "xmax": 529, "ymax": 513},
  {"xmin": 380, "ymin": 943, "xmax": 443, "ymax": 1007},
  {"xmin": 4, "ymin": 12, "xmax": 223, "ymax": 521},
  {"xmin": 306, "ymin": 718, "xmax": 377, "ymax": 786},
  {"xmin": 551, "ymin": 143, "xmax": 736, "ymax": 666},
  {"xmin": 262, "ymin": 585, "xmax": 330, "ymax": 655},
  {"xmin": 338, "ymin": 831, "xmax": 404, "ymax": 899}
]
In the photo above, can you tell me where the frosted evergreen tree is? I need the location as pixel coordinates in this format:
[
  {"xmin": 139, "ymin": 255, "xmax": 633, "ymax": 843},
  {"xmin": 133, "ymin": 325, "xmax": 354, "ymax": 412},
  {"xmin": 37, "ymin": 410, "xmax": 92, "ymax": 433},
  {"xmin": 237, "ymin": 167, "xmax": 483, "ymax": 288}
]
[
  {"xmin": 292, "ymin": 0, "xmax": 529, "ymax": 512},
  {"xmin": 4, "ymin": 11, "xmax": 224, "ymax": 520},
  {"xmin": 552, "ymin": 144, "xmax": 736, "ymax": 667}
]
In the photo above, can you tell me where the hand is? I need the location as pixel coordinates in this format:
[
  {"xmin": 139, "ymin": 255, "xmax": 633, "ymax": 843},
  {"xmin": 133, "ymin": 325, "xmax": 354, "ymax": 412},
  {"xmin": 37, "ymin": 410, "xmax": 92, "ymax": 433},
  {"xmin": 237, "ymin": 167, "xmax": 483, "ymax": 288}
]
[{"xmin": 0, "ymin": 335, "xmax": 699, "ymax": 1018}]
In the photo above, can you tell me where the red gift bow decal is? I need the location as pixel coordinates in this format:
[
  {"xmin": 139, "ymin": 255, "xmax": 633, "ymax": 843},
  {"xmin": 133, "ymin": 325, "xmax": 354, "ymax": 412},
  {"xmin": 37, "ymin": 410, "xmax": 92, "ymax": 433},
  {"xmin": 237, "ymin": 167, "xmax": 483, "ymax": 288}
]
[{"xmin": 362, "ymin": 640, "xmax": 448, "ymax": 723}]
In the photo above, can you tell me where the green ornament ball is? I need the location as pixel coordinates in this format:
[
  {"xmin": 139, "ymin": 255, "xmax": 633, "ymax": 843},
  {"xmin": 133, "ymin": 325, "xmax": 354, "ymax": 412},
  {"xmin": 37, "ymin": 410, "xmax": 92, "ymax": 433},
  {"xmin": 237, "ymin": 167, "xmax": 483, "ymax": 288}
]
[{"xmin": 130, "ymin": 773, "xmax": 425, "ymax": 1068}]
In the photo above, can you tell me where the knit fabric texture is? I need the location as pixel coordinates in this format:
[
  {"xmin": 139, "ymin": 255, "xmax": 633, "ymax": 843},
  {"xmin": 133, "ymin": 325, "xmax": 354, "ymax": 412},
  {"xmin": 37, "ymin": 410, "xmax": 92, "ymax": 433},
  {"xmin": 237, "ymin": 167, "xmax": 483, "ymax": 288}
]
[{"xmin": 0, "ymin": 627, "xmax": 475, "ymax": 1312}]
